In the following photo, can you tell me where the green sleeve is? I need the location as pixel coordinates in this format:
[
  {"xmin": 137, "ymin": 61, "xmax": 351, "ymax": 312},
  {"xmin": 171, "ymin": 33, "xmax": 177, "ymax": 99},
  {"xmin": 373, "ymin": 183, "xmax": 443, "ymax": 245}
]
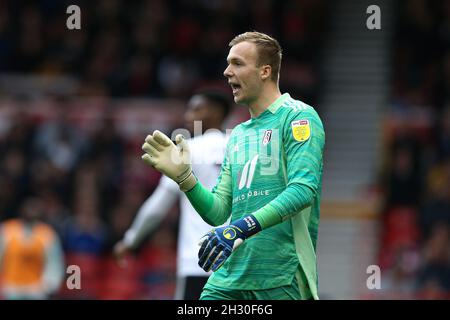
[
  {"xmin": 185, "ymin": 145, "xmax": 233, "ymax": 226},
  {"xmin": 253, "ymin": 109, "xmax": 325, "ymax": 229}
]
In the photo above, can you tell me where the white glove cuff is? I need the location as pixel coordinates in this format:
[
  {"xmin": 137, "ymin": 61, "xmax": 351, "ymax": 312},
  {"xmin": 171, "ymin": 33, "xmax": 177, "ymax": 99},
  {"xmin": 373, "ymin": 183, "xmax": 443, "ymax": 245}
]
[{"xmin": 178, "ymin": 172, "xmax": 198, "ymax": 192}]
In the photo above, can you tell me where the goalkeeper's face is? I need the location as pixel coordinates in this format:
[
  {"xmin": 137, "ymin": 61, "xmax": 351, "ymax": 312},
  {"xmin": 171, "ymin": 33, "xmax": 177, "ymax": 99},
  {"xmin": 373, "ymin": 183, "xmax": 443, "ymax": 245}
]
[{"xmin": 223, "ymin": 41, "xmax": 264, "ymax": 106}]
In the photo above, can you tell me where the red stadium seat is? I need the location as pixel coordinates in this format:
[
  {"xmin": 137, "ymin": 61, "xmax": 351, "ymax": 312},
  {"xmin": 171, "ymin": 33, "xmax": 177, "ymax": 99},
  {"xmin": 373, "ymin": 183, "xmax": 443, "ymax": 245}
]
[
  {"xmin": 98, "ymin": 255, "xmax": 145, "ymax": 300},
  {"xmin": 379, "ymin": 206, "xmax": 420, "ymax": 269}
]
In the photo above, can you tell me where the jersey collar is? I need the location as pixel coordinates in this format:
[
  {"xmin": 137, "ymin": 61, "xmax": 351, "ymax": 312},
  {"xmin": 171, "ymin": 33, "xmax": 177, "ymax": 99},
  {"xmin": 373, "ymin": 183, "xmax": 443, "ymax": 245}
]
[
  {"xmin": 266, "ymin": 93, "xmax": 290, "ymax": 114},
  {"xmin": 243, "ymin": 93, "xmax": 291, "ymax": 126}
]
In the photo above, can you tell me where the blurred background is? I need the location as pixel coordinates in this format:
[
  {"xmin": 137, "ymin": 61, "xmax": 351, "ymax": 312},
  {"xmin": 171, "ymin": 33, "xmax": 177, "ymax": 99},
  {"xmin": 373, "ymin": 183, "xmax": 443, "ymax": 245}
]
[{"xmin": 0, "ymin": 0, "xmax": 449, "ymax": 299}]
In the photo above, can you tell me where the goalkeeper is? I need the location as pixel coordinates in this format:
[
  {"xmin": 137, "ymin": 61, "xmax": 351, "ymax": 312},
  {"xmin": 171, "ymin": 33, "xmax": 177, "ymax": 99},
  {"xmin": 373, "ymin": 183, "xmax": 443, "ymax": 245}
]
[{"xmin": 142, "ymin": 32, "xmax": 325, "ymax": 300}]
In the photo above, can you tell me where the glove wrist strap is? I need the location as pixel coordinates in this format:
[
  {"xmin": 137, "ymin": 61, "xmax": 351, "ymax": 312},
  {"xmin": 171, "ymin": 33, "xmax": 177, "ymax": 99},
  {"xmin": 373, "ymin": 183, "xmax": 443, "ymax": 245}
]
[
  {"xmin": 233, "ymin": 214, "xmax": 262, "ymax": 239},
  {"xmin": 178, "ymin": 172, "xmax": 197, "ymax": 192}
]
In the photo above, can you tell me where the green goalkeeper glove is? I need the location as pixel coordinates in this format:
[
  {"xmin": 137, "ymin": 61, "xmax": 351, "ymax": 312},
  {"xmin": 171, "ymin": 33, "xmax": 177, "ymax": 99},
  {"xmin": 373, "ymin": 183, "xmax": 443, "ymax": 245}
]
[{"xmin": 141, "ymin": 130, "xmax": 197, "ymax": 192}]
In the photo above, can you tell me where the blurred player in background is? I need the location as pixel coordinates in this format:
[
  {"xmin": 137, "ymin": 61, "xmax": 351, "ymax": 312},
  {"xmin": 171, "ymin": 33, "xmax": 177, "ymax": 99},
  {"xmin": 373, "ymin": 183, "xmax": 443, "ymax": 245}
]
[
  {"xmin": 0, "ymin": 197, "xmax": 65, "ymax": 300},
  {"xmin": 141, "ymin": 31, "xmax": 325, "ymax": 300},
  {"xmin": 114, "ymin": 91, "xmax": 231, "ymax": 300}
]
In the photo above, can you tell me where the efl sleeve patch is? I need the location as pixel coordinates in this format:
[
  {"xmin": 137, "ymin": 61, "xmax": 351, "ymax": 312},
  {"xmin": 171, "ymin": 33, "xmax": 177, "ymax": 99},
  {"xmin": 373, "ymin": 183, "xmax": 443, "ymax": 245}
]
[{"xmin": 291, "ymin": 119, "xmax": 311, "ymax": 142}]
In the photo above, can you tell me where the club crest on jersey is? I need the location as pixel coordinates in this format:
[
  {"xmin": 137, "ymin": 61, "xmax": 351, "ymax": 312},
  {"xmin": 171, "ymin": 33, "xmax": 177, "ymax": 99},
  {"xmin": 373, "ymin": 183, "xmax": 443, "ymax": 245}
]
[
  {"xmin": 262, "ymin": 130, "xmax": 272, "ymax": 146},
  {"xmin": 291, "ymin": 119, "xmax": 310, "ymax": 142}
]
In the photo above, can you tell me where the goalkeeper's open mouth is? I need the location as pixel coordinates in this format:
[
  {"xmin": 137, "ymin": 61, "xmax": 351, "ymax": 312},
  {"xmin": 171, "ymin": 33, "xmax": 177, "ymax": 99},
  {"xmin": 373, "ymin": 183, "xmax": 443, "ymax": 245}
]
[{"xmin": 229, "ymin": 82, "xmax": 241, "ymax": 95}]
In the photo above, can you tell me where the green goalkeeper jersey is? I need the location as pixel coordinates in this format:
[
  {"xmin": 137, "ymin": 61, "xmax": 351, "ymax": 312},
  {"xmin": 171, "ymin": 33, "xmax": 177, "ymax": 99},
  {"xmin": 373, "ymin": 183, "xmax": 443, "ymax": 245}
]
[{"xmin": 186, "ymin": 93, "xmax": 325, "ymax": 299}]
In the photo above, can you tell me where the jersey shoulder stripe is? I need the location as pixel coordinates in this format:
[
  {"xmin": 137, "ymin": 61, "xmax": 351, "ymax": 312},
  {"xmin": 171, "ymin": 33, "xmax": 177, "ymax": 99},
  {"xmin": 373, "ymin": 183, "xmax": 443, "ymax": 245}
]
[
  {"xmin": 279, "ymin": 97, "xmax": 313, "ymax": 115},
  {"xmin": 284, "ymin": 98, "xmax": 300, "ymax": 111}
]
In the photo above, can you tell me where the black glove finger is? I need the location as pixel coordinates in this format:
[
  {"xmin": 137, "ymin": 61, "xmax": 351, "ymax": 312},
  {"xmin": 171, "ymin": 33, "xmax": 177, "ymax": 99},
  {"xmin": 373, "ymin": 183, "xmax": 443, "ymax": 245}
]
[
  {"xmin": 210, "ymin": 251, "xmax": 224, "ymax": 272},
  {"xmin": 203, "ymin": 245, "xmax": 224, "ymax": 272},
  {"xmin": 198, "ymin": 236, "xmax": 211, "ymax": 259},
  {"xmin": 199, "ymin": 235, "xmax": 218, "ymax": 260},
  {"xmin": 211, "ymin": 247, "xmax": 232, "ymax": 272},
  {"xmin": 198, "ymin": 231, "xmax": 217, "ymax": 258},
  {"xmin": 198, "ymin": 237, "xmax": 218, "ymax": 269}
]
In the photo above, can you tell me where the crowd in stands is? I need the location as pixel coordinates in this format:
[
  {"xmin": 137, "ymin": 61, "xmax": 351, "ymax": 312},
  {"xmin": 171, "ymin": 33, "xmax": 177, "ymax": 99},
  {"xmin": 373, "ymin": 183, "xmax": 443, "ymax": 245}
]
[
  {"xmin": 0, "ymin": 0, "xmax": 328, "ymax": 103},
  {"xmin": 0, "ymin": 97, "xmax": 181, "ymax": 299},
  {"xmin": 377, "ymin": 0, "xmax": 450, "ymax": 299}
]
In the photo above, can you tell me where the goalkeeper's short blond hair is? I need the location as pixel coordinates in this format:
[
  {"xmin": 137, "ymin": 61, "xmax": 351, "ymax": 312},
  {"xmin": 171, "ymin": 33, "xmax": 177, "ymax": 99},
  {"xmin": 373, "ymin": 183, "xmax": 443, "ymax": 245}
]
[{"xmin": 229, "ymin": 31, "xmax": 283, "ymax": 83}]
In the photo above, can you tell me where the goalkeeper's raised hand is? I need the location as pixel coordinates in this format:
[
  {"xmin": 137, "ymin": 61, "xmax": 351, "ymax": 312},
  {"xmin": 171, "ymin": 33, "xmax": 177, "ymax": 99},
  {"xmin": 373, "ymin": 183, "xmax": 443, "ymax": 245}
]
[
  {"xmin": 142, "ymin": 130, "xmax": 197, "ymax": 192},
  {"xmin": 198, "ymin": 215, "xmax": 262, "ymax": 272}
]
